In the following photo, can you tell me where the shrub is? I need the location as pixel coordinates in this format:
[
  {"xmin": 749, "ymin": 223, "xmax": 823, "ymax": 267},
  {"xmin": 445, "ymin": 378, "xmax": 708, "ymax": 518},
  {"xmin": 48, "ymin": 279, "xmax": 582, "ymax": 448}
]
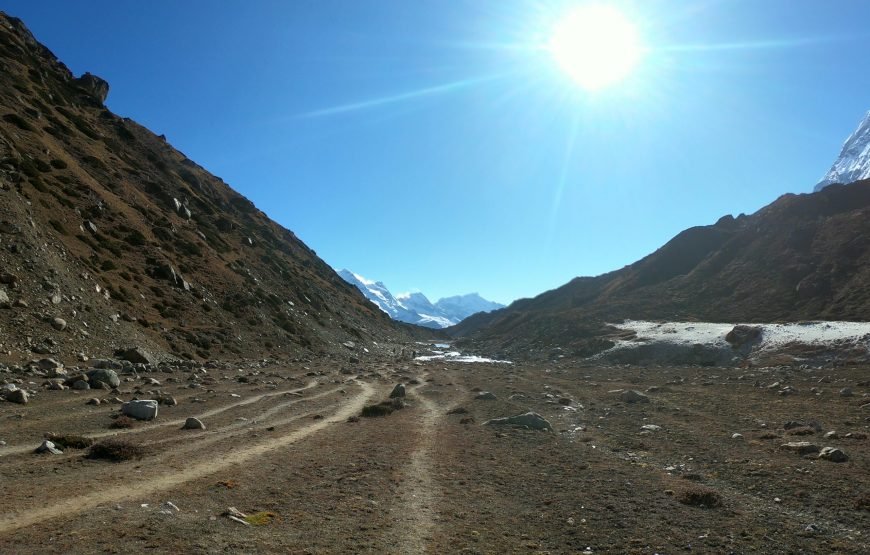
[
  {"xmin": 50, "ymin": 159, "xmax": 68, "ymax": 169},
  {"xmin": 109, "ymin": 415, "xmax": 136, "ymax": 429},
  {"xmin": 45, "ymin": 433, "xmax": 94, "ymax": 449},
  {"xmin": 361, "ymin": 398, "xmax": 405, "ymax": 418},
  {"xmin": 2, "ymin": 112, "xmax": 33, "ymax": 131},
  {"xmin": 87, "ymin": 439, "xmax": 146, "ymax": 461},
  {"xmin": 676, "ymin": 485, "xmax": 722, "ymax": 508}
]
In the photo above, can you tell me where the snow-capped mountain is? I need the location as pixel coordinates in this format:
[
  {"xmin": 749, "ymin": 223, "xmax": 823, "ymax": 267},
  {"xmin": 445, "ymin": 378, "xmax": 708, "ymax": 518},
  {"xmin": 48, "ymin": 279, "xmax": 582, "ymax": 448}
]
[
  {"xmin": 435, "ymin": 293, "xmax": 505, "ymax": 321},
  {"xmin": 815, "ymin": 110, "xmax": 870, "ymax": 192},
  {"xmin": 338, "ymin": 269, "xmax": 505, "ymax": 329}
]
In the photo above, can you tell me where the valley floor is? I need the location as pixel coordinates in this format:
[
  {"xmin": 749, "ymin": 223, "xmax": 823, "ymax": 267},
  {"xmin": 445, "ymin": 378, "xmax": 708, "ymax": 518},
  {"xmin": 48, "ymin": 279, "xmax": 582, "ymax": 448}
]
[{"xmin": 1, "ymin": 356, "xmax": 868, "ymax": 553}]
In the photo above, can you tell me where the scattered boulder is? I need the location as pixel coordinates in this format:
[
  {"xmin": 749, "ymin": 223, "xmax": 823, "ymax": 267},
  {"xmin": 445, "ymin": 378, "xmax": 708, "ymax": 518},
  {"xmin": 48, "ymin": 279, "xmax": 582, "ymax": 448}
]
[
  {"xmin": 86, "ymin": 369, "xmax": 120, "ymax": 389},
  {"xmin": 484, "ymin": 412, "xmax": 553, "ymax": 431},
  {"xmin": 780, "ymin": 441, "xmax": 820, "ymax": 455},
  {"xmin": 474, "ymin": 391, "xmax": 497, "ymax": 401},
  {"xmin": 818, "ymin": 447, "xmax": 848, "ymax": 462},
  {"xmin": 389, "ymin": 384, "xmax": 406, "ymax": 398},
  {"xmin": 35, "ymin": 440, "xmax": 63, "ymax": 455},
  {"xmin": 51, "ymin": 317, "xmax": 67, "ymax": 331},
  {"xmin": 121, "ymin": 399, "xmax": 159, "ymax": 420},
  {"xmin": 4, "ymin": 388, "xmax": 28, "ymax": 404},
  {"xmin": 36, "ymin": 358, "xmax": 62, "ymax": 371},
  {"xmin": 72, "ymin": 380, "xmax": 90, "ymax": 390},
  {"xmin": 725, "ymin": 325, "xmax": 762, "ymax": 348},
  {"xmin": 620, "ymin": 389, "xmax": 650, "ymax": 404},
  {"xmin": 839, "ymin": 387, "xmax": 853, "ymax": 397},
  {"xmin": 182, "ymin": 417, "xmax": 205, "ymax": 430},
  {"xmin": 115, "ymin": 347, "xmax": 155, "ymax": 365},
  {"xmin": 0, "ymin": 289, "xmax": 9, "ymax": 309}
]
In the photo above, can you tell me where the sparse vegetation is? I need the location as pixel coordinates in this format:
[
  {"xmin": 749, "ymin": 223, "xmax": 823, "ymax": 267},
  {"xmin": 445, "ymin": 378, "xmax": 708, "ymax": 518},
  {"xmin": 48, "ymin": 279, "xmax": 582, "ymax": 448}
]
[
  {"xmin": 45, "ymin": 433, "xmax": 94, "ymax": 449},
  {"xmin": 87, "ymin": 439, "xmax": 147, "ymax": 461},
  {"xmin": 675, "ymin": 484, "xmax": 723, "ymax": 508},
  {"xmin": 244, "ymin": 511, "xmax": 277, "ymax": 526},
  {"xmin": 3, "ymin": 112, "xmax": 34, "ymax": 131},
  {"xmin": 361, "ymin": 397, "xmax": 405, "ymax": 417},
  {"xmin": 109, "ymin": 415, "xmax": 136, "ymax": 429}
]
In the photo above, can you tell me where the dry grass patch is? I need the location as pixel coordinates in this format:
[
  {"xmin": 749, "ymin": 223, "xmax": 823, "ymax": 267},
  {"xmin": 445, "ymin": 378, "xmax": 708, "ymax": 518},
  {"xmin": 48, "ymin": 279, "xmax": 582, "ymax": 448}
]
[
  {"xmin": 675, "ymin": 484, "xmax": 723, "ymax": 508},
  {"xmin": 87, "ymin": 439, "xmax": 147, "ymax": 462},
  {"xmin": 45, "ymin": 433, "xmax": 94, "ymax": 449}
]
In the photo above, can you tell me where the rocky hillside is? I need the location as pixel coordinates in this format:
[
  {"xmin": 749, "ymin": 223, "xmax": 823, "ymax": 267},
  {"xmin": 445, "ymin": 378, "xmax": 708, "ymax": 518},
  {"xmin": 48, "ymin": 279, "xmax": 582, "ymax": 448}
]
[
  {"xmin": 454, "ymin": 179, "xmax": 870, "ymax": 359},
  {"xmin": 0, "ymin": 12, "xmax": 408, "ymax": 363}
]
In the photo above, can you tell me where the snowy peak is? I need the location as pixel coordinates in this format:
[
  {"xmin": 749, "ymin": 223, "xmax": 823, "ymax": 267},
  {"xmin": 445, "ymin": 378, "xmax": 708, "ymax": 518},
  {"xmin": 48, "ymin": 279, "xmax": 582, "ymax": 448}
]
[
  {"xmin": 815, "ymin": 110, "xmax": 870, "ymax": 192},
  {"xmin": 338, "ymin": 270, "xmax": 505, "ymax": 329},
  {"xmin": 435, "ymin": 293, "xmax": 505, "ymax": 322}
]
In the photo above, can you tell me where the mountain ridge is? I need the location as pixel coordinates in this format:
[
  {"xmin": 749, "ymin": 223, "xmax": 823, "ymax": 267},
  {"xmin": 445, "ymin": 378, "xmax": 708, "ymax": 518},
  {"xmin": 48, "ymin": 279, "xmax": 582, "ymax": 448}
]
[
  {"xmin": 0, "ymin": 11, "xmax": 406, "ymax": 362},
  {"xmin": 815, "ymin": 110, "xmax": 870, "ymax": 192},
  {"xmin": 338, "ymin": 269, "xmax": 504, "ymax": 329}
]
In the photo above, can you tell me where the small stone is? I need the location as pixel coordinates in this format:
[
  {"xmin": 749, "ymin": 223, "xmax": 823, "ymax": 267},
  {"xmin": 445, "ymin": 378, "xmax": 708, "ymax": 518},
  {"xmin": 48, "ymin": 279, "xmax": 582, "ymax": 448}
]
[
  {"xmin": 72, "ymin": 380, "xmax": 90, "ymax": 390},
  {"xmin": 51, "ymin": 317, "xmax": 67, "ymax": 331},
  {"xmin": 818, "ymin": 447, "xmax": 848, "ymax": 462},
  {"xmin": 86, "ymin": 369, "xmax": 120, "ymax": 388},
  {"xmin": 86, "ymin": 398, "xmax": 101, "ymax": 406},
  {"xmin": 182, "ymin": 417, "xmax": 205, "ymax": 430},
  {"xmin": 824, "ymin": 431, "xmax": 838, "ymax": 439},
  {"xmin": 641, "ymin": 424, "xmax": 662, "ymax": 431},
  {"xmin": 474, "ymin": 391, "xmax": 497, "ymax": 401},
  {"xmin": 731, "ymin": 433, "xmax": 744, "ymax": 439},
  {"xmin": 839, "ymin": 387, "xmax": 853, "ymax": 397}
]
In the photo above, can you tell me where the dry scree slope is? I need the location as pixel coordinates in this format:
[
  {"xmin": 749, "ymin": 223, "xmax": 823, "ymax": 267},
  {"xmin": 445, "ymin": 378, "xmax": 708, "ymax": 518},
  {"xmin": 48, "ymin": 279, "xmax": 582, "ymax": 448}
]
[
  {"xmin": 0, "ymin": 11, "xmax": 417, "ymax": 365},
  {"xmin": 453, "ymin": 180, "xmax": 870, "ymax": 359}
]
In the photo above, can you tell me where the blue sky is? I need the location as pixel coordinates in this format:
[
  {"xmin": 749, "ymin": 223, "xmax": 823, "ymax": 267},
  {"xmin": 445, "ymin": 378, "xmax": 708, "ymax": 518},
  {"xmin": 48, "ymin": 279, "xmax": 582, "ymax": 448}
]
[{"xmin": 4, "ymin": 0, "xmax": 870, "ymax": 305}]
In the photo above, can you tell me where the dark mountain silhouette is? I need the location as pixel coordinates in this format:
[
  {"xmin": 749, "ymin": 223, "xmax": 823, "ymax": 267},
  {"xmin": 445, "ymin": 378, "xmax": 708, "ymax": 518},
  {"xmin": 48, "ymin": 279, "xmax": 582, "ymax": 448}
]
[
  {"xmin": 0, "ymin": 12, "xmax": 408, "ymax": 362},
  {"xmin": 453, "ymin": 180, "xmax": 870, "ymax": 359}
]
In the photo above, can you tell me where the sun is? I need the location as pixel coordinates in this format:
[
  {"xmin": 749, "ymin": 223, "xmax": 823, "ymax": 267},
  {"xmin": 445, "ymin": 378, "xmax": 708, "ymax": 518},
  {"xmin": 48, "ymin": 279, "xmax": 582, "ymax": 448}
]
[{"xmin": 548, "ymin": 4, "xmax": 643, "ymax": 91}]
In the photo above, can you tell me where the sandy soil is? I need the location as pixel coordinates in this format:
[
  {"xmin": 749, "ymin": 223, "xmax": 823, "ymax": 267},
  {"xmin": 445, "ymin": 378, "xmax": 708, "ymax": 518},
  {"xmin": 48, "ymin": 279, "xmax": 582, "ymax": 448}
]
[{"xmin": 1, "ymin": 357, "xmax": 868, "ymax": 553}]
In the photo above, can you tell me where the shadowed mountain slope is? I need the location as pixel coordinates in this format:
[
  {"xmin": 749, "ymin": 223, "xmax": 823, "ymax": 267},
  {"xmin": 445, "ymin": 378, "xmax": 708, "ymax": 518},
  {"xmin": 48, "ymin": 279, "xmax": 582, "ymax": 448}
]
[
  {"xmin": 0, "ymin": 12, "xmax": 409, "ymax": 362},
  {"xmin": 453, "ymin": 180, "xmax": 870, "ymax": 358}
]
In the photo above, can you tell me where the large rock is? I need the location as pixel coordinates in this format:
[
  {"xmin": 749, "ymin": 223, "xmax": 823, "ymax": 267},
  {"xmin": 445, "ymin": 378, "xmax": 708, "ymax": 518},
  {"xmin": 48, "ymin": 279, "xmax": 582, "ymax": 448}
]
[
  {"xmin": 4, "ymin": 388, "xmax": 28, "ymax": 404},
  {"xmin": 74, "ymin": 72, "xmax": 109, "ymax": 104},
  {"xmin": 818, "ymin": 447, "xmax": 848, "ymax": 462},
  {"xmin": 182, "ymin": 417, "xmax": 205, "ymax": 430},
  {"xmin": 121, "ymin": 399, "xmax": 159, "ymax": 420},
  {"xmin": 389, "ymin": 384, "xmax": 406, "ymax": 399},
  {"xmin": 725, "ymin": 325, "xmax": 763, "ymax": 348},
  {"xmin": 86, "ymin": 368, "xmax": 120, "ymax": 389},
  {"xmin": 780, "ymin": 441, "xmax": 820, "ymax": 455},
  {"xmin": 35, "ymin": 358, "xmax": 63, "ymax": 371},
  {"xmin": 484, "ymin": 412, "xmax": 552, "ymax": 431},
  {"xmin": 35, "ymin": 440, "xmax": 63, "ymax": 455},
  {"xmin": 619, "ymin": 389, "xmax": 650, "ymax": 404},
  {"xmin": 115, "ymin": 347, "xmax": 155, "ymax": 365},
  {"xmin": 0, "ymin": 288, "xmax": 9, "ymax": 308}
]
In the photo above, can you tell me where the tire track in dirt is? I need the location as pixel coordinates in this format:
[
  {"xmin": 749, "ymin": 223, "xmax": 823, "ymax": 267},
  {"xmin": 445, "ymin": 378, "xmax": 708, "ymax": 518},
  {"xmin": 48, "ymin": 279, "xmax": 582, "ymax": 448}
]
[
  {"xmin": 0, "ymin": 381, "xmax": 319, "ymax": 458},
  {"xmin": 386, "ymin": 380, "xmax": 443, "ymax": 554},
  {"xmin": 0, "ymin": 381, "xmax": 374, "ymax": 535}
]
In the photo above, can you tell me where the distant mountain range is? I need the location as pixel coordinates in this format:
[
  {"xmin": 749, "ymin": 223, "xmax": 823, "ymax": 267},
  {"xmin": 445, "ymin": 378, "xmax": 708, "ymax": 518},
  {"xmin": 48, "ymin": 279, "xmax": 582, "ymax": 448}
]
[
  {"xmin": 337, "ymin": 270, "xmax": 504, "ymax": 329},
  {"xmin": 815, "ymin": 110, "xmax": 870, "ymax": 192}
]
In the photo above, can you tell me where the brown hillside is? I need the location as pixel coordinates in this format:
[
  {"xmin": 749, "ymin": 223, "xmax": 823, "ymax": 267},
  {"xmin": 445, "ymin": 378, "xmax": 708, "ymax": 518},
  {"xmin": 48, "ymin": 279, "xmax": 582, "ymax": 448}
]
[
  {"xmin": 454, "ymin": 180, "xmax": 870, "ymax": 358},
  {"xmin": 0, "ymin": 12, "xmax": 410, "ymax": 363}
]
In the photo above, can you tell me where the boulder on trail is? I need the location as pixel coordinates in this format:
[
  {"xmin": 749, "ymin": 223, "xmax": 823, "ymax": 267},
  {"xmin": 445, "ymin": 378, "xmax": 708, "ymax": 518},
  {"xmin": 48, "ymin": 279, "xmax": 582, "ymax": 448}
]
[
  {"xmin": 182, "ymin": 417, "xmax": 205, "ymax": 430},
  {"xmin": 484, "ymin": 412, "xmax": 553, "ymax": 431},
  {"xmin": 389, "ymin": 384, "xmax": 406, "ymax": 398},
  {"xmin": 86, "ymin": 368, "xmax": 120, "ymax": 389},
  {"xmin": 121, "ymin": 399, "xmax": 159, "ymax": 420}
]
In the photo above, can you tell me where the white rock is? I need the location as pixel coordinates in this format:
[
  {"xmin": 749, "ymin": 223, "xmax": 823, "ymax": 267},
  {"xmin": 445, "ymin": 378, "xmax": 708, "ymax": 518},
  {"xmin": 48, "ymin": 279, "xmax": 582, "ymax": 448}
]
[{"xmin": 121, "ymin": 399, "xmax": 159, "ymax": 420}]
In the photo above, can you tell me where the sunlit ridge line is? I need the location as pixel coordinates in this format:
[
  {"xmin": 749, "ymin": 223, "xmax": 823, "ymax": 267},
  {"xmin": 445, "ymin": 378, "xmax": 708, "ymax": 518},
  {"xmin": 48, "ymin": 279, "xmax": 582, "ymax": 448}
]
[{"xmin": 296, "ymin": 73, "xmax": 510, "ymax": 118}]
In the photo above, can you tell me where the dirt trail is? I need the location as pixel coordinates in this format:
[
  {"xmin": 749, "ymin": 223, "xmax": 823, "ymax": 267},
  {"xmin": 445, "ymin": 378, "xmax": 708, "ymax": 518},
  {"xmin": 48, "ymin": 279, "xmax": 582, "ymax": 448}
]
[
  {"xmin": 0, "ymin": 381, "xmax": 374, "ymax": 535},
  {"xmin": 385, "ymin": 381, "xmax": 443, "ymax": 554},
  {"xmin": 0, "ymin": 381, "xmax": 319, "ymax": 458}
]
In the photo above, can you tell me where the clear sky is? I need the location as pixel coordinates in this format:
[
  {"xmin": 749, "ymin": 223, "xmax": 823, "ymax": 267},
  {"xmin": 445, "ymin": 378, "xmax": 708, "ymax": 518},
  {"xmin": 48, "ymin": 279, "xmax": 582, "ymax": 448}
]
[{"xmin": 4, "ymin": 0, "xmax": 870, "ymax": 305}]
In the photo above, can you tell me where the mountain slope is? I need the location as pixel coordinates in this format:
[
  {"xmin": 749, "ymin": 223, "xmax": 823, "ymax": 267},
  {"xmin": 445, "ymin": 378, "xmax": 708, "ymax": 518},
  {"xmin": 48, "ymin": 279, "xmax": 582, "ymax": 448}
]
[
  {"xmin": 0, "ymin": 12, "xmax": 404, "ymax": 362},
  {"xmin": 453, "ymin": 180, "xmax": 870, "ymax": 358},
  {"xmin": 815, "ymin": 110, "xmax": 870, "ymax": 192}
]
